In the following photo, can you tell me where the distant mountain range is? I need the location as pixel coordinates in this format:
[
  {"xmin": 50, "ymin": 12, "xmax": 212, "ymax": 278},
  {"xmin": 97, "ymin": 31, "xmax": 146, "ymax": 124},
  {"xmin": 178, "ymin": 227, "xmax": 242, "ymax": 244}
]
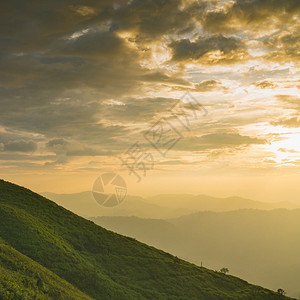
[
  {"xmin": 92, "ymin": 209, "xmax": 300, "ymax": 298},
  {"xmin": 43, "ymin": 191, "xmax": 299, "ymax": 219},
  {"xmin": 146, "ymin": 194, "xmax": 299, "ymax": 211},
  {"xmin": 42, "ymin": 191, "xmax": 191, "ymax": 219},
  {"xmin": 0, "ymin": 179, "xmax": 292, "ymax": 299}
]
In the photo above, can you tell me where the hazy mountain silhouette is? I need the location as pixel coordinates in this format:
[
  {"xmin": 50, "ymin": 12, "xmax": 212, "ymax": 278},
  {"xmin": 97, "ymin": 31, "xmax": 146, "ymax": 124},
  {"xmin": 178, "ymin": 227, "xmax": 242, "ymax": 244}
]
[
  {"xmin": 43, "ymin": 191, "xmax": 298, "ymax": 219},
  {"xmin": 42, "ymin": 191, "xmax": 193, "ymax": 218},
  {"xmin": 92, "ymin": 209, "xmax": 300, "ymax": 298},
  {"xmin": 146, "ymin": 194, "xmax": 299, "ymax": 211}
]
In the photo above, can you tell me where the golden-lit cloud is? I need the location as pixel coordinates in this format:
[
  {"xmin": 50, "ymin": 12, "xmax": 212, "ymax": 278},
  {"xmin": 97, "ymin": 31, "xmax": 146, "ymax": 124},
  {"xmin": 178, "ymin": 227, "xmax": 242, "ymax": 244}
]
[{"xmin": 202, "ymin": 0, "xmax": 300, "ymax": 34}]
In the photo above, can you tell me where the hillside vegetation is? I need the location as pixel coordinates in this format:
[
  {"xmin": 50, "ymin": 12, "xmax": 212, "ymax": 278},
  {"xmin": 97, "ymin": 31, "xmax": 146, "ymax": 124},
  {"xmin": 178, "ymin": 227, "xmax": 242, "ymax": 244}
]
[
  {"xmin": 92, "ymin": 210, "xmax": 300, "ymax": 298},
  {"xmin": 0, "ymin": 180, "xmax": 293, "ymax": 299},
  {"xmin": 0, "ymin": 238, "xmax": 91, "ymax": 299}
]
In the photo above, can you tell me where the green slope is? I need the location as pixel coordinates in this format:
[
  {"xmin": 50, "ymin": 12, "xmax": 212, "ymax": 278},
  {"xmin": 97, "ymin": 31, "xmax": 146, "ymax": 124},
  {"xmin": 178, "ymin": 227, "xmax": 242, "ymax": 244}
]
[
  {"xmin": 0, "ymin": 180, "xmax": 292, "ymax": 299},
  {"xmin": 0, "ymin": 238, "xmax": 91, "ymax": 299},
  {"xmin": 92, "ymin": 212, "xmax": 300, "ymax": 297}
]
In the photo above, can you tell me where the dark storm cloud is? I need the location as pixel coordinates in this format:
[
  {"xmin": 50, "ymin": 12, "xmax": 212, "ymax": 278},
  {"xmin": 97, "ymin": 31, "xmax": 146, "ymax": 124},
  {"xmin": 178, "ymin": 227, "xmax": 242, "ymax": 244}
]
[{"xmin": 169, "ymin": 35, "xmax": 248, "ymax": 64}]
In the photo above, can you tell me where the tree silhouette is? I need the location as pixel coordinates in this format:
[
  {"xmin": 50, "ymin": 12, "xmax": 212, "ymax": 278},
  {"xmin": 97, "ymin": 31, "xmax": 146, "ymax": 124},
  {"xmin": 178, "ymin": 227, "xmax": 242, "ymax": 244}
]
[
  {"xmin": 220, "ymin": 267, "xmax": 229, "ymax": 274},
  {"xmin": 277, "ymin": 288, "xmax": 286, "ymax": 295}
]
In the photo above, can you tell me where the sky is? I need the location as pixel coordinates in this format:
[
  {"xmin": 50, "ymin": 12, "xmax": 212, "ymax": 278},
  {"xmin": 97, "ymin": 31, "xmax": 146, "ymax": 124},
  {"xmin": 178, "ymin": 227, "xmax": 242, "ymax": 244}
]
[{"xmin": 0, "ymin": 0, "xmax": 299, "ymax": 202}]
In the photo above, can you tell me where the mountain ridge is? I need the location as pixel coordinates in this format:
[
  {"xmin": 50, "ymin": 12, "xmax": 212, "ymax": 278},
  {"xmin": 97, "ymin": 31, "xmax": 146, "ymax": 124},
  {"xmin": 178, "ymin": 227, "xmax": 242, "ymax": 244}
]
[{"xmin": 43, "ymin": 191, "xmax": 299, "ymax": 220}]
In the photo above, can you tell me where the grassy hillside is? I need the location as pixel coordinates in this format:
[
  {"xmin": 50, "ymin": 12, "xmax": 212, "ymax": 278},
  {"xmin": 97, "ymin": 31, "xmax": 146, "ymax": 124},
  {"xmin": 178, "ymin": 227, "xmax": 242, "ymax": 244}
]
[
  {"xmin": 0, "ymin": 180, "xmax": 293, "ymax": 299},
  {"xmin": 0, "ymin": 238, "xmax": 91, "ymax": 299},
  {"xmin": 92, "ymin": 211, "xmax": 300, "ymax": 298},
  {"xmin": 91, "ymin": 216, "xmax": 180, "ymax": 251}
]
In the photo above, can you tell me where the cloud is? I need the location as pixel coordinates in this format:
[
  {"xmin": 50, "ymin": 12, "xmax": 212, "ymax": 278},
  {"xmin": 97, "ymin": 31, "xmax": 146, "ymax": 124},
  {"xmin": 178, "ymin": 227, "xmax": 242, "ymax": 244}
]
[
  {"xmin": 0, "ymin": 0, "xmax": 198, "ymax": 54},
  {"xmin": 194, "ymin": 80, "xmax": 228, "ymax": 92},
  {"xmin": 171, "ymin": 133, "xmax": 266, "ymax": 151},
  {"xmin": 272, "ymin": 117, "xmax": 300, "ymax": 128},
  {"xmin": 139, "ymin": 71, "xmax": 190, "ymax": 86},
  {"xmin": 169, "ymin": 34, "xmax": 248, "ymax": 64},
  {"xmin": 278, "ymin": 148, "xmax": 298, "ymax": 153},
  {"xmin": 253, "ymin": 80, "xmax": 278, "ymax": 89},
  {"xmin": 3, "ymin": 140, "xmax": 37, "ymax": 152},
  {"xmin": 263, "ymin": 28, "xmax": 300, "ymax": 62},
  {"xmin": 110, "ymin": 0, "xmax": 197, "ymax": 40},
  {"xmin": 46, "ymin": 139, "xmax": 68, "ymax": 149},
  {"xmin": 202, "ymin": 0, "xmax": 300, "ymax": 34},
  {"xmin": 275, "ymin": 95, "xmax": 300, "ymax": 111},
  {"xmin": 54, "ymin": 30, "xmax": 131, "ymax": 58},
  {"xmin": 199, "ymin": 133, "xmax": 266, "ymax": 146},
  {"xmin": 74, "ymin": 6, "xmax": 98, "ymax": 17},
  {"xmin": 46, "ymin": 138, "xmax": 115, "ymax": 157},
  {"xmin": 102, "ymin": 97, "xmax": 179, "ymax": 123}
]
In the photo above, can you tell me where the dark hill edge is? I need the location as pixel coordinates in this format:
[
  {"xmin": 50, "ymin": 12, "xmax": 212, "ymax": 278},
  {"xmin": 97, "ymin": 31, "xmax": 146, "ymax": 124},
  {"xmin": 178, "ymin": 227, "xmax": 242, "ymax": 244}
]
[{"xmin": 0, "ymin": 180, "xmax": 293, "ymax": 299}]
